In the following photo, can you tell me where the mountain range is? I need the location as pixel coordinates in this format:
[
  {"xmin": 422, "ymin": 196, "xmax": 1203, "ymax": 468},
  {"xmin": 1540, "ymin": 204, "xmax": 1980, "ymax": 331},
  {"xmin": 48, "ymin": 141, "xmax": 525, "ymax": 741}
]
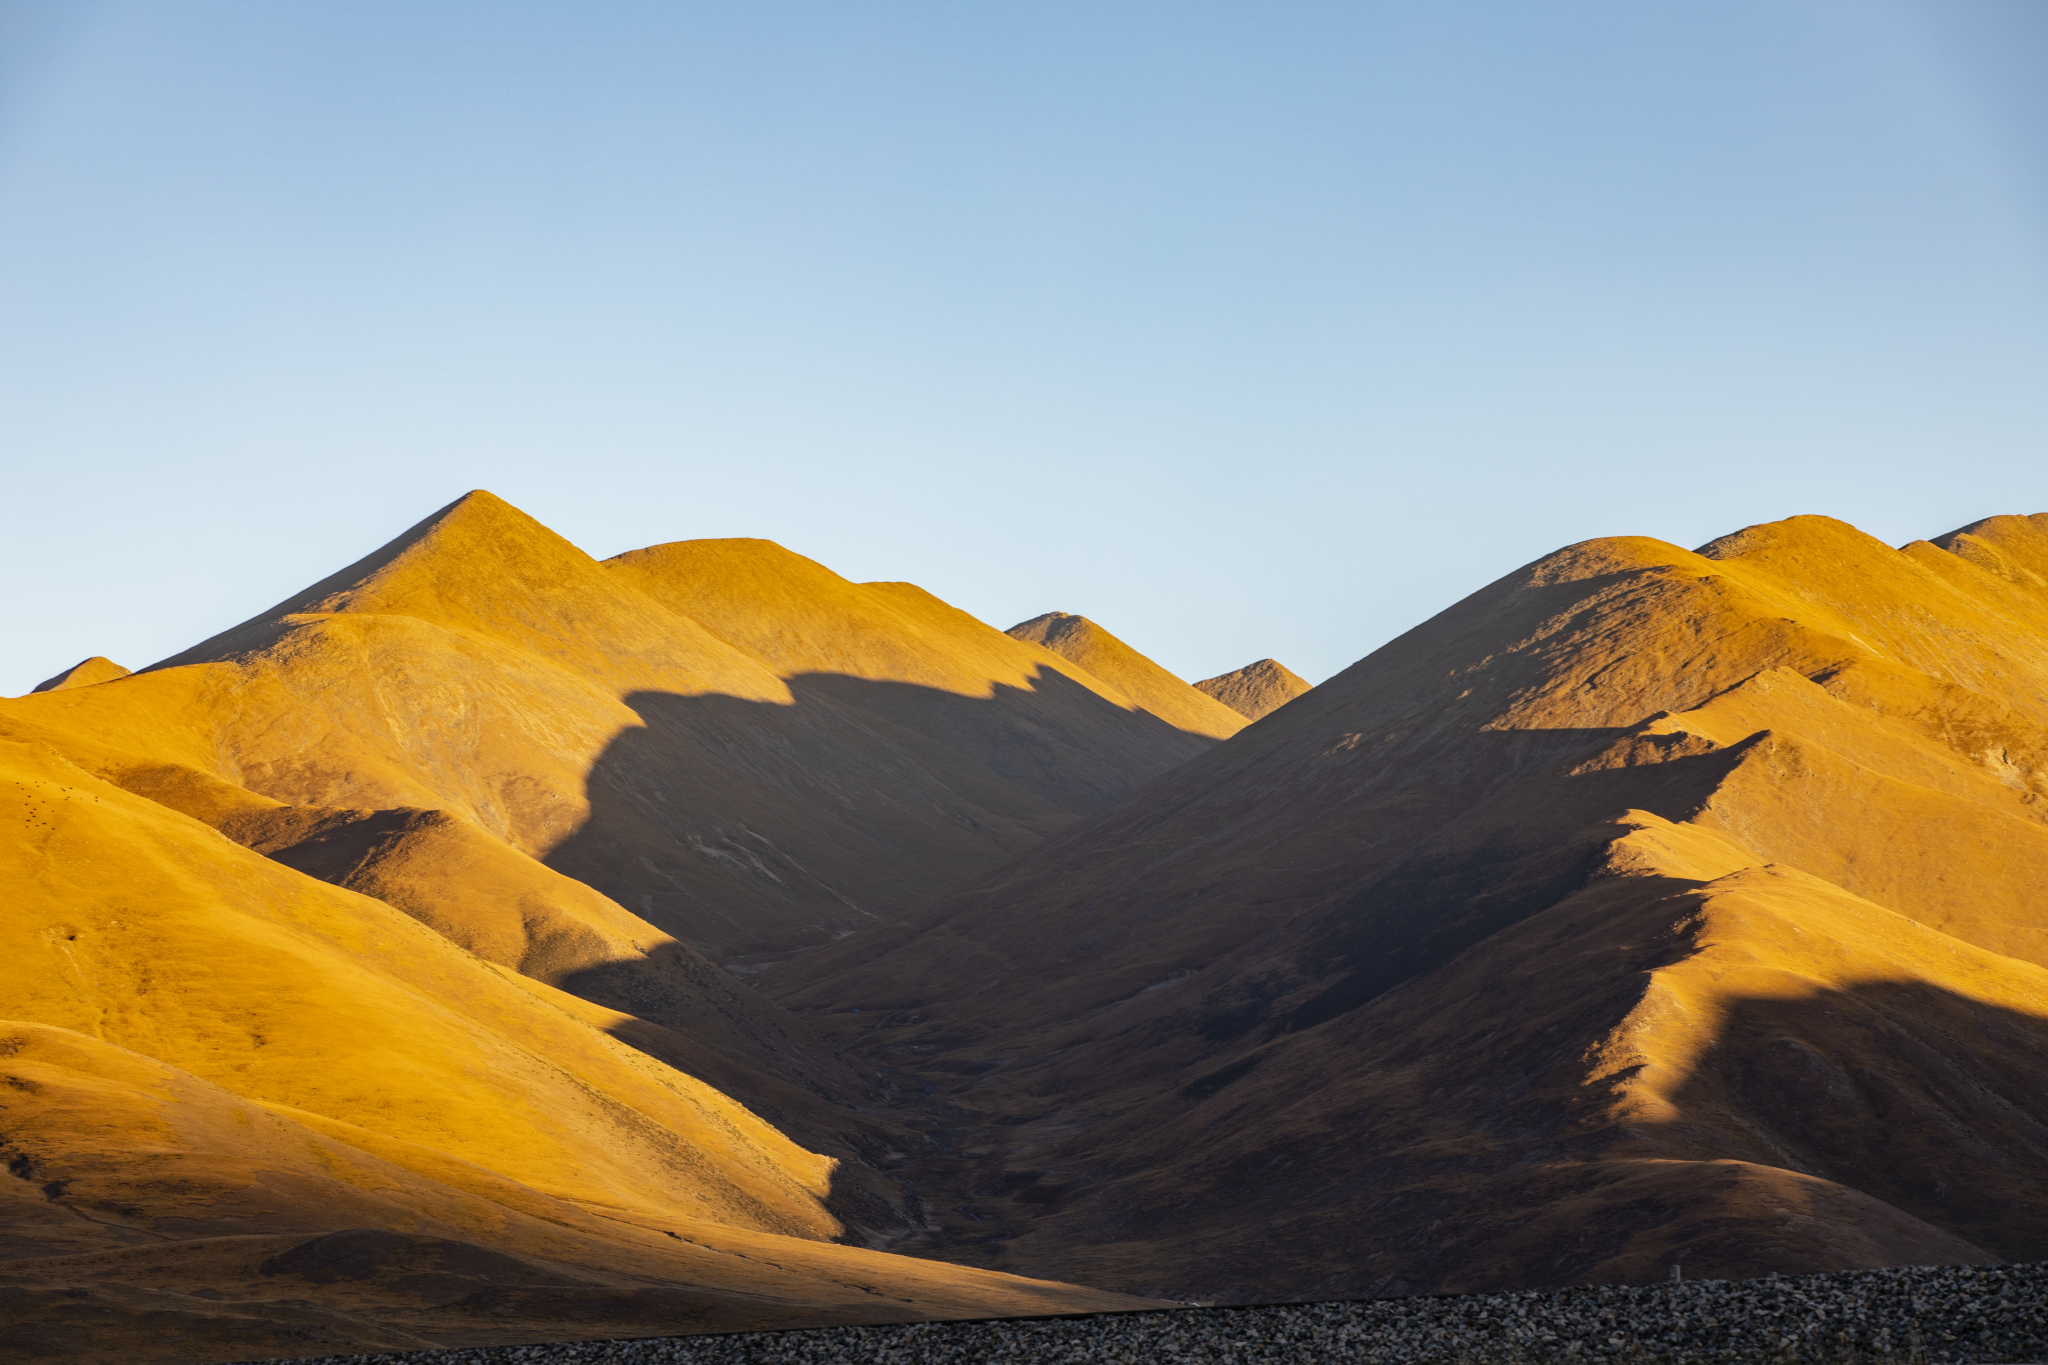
[{"xmin": 5, "ymin": 493, "xmax": 2045, "ymax": 1360}]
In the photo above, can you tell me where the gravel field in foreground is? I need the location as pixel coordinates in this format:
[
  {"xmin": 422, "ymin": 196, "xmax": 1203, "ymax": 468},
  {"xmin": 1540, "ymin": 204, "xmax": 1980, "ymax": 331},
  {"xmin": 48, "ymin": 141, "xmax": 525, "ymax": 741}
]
[{"xmin": 272, "ymin": 1262, "xmax": 2048, "ymax": 1364}]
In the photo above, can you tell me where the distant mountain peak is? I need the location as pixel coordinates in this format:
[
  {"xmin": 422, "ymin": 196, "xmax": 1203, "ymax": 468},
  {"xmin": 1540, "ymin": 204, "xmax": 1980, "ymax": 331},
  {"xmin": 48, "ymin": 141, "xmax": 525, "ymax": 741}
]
[
  {"xmin": 1007, "ymin": 612, "xmax": 1245, "ymax": 740},
  {"xmin": 1010, "ymin": 610, "xmax": 1082, "ymax": 633},
  {"xmin": 30, "ymin": 656, "xmax": 131, "ymax": 694},
  {"xmin": 1193, "ymin": 658, "xmax": 1311, "ymax": 720}
]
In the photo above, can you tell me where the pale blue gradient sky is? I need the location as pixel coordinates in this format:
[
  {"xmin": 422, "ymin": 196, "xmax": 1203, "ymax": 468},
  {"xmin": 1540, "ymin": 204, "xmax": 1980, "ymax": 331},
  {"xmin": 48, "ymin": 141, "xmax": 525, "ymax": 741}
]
[{"xmin": 2, "ymin": 1, "xmax": 2044, "ymax": 694}]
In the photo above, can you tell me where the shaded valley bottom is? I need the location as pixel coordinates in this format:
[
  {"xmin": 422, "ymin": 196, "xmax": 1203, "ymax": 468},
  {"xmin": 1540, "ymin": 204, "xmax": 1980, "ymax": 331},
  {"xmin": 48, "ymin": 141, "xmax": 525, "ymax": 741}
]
[{"xmin": 260, "ymin": 1262, "xmax": 2046, "ymax": 1364}]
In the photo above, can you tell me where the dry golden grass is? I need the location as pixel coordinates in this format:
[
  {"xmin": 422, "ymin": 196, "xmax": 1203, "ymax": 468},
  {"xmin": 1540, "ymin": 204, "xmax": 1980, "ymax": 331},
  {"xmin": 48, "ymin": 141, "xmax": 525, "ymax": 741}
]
[
  {"xmin": 1004, "ymin": 612, "xmax": 1246, "ymax": 740},
  {"xmin": 0, "ymin": 493, "xmax": 1188, "ymax": 1359}
]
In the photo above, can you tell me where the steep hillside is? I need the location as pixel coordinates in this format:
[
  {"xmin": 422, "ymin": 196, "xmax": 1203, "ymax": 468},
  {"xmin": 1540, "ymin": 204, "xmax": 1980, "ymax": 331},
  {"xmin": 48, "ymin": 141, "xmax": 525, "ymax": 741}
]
[
  {"xmin": 1192, "ymin": 658, "xmax": 1311, "ymax": 720},
  {"xmin": 606, "ymin": 540, "xmax": 1218, "ymax": 815},
  {"xmin": 11, "ymin": 494, "xmax": 1218, "ymax": 965},
  {"xmin": 765, "ymin": 512, "xmax": 2048, "ymax": 1301},
  {"xmin": 1004, "ymin": 612, "xmax": 1245, "ymax": 741},
  {"xmin": 0, "ymin": 492, "xmax": 1203, "ymax": 1355},
  {"xmin": 0, "ymin": 733, "xmax": 1149, "ymax": 1360}
]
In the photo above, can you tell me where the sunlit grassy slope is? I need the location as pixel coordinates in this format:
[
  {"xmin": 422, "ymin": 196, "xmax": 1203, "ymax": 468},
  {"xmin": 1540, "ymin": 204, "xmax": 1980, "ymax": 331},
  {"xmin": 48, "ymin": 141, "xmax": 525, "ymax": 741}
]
[
  {"xmin": 1003, "ymin": 611, "xmax": 1247, "ymax": 740},
  {"xmin": 16, "ymin": 492, "xmax": 1227, "ymax": 963},
  {"xmin": 0, "ymin": 492, "xmax": 1188, "ymax": 1359}
]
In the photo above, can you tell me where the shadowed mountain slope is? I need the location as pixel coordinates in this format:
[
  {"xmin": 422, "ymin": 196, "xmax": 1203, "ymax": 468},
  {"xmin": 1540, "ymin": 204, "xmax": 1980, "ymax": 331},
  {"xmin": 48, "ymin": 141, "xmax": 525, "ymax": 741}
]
[
  {"xmin": 605, "ymin": 539, "xmax": 1222, "ymax": 815},
  {"xmin": 0, "ymin": 719, "xmax": 858, "ymax": 1114},
  {"xmin": 0, "ymin": 490, "xmax": 1237, "ymax": 1245},
  {"xmin": 1004, "ymin": 612, "xmax": 1246, "ymax": 741},
  {"xmin": 763, "ymin": 512, "xmax": 2048, "ymax": 1302},
  {"xmin": 0, "ymin": 733, "xmax": 1150, "ymax": 1360},
  {"xmin": 1192, "ymin": 658, "xmax": 1311, "ymax": 720},
  {"xmin": 58, "ymin": 754, "xmax": 885, "ymax": 1183}
]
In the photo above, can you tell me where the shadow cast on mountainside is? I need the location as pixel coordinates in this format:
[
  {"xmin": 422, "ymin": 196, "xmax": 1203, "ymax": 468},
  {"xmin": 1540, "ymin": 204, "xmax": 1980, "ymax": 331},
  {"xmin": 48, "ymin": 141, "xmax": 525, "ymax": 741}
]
[
  {"xmin": 552, "ymin": 938, "xmax": 928, "ymax": 1248},
  {"xmin": 1267, "ymin": 737, "xmax": 1757, "ymax": 1036},
  {"xmin": 541, "ymin": 667, "xmax": 1219, "ymax": 964},
  {"xmin": 782, "ymin": 689, "xmax": 2048, "ymax": 1298},
  {"xmin": 534, "ymin": 667, "xmax": 1226, "ymax": 1247},
  {"xmin": 1651, "ymin": 977, "xmax": 2048, "ymax": 1266},
  {"xmin": 944, "ymin": 966, "xmax": 2048, "ymax": 1303},
  {"xmin": 1017, "ymin": 735, "xmax": 1757, "ymax": 1062},
  {"xmin": 695, "ymin": 727, "xmax": 1767, "ymax": 1282},
  {"xmin": 1413, "ymin": 975, "xmax": 2048, "ymax": 1297}
]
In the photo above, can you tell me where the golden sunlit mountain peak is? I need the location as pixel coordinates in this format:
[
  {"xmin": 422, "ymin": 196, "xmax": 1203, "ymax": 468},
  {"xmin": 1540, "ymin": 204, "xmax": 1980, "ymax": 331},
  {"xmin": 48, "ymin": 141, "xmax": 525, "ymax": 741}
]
[
  {"xmin": 1192, "ymin": 657, "xmax": 1311, "ymax": 721},
  {"xmin": 1005, "ymin": 610, "xmax": 1245, "ymax": 740},
  {"xmin": 29, "ymin": 656, "xmax": 130, "ymax": 693}
]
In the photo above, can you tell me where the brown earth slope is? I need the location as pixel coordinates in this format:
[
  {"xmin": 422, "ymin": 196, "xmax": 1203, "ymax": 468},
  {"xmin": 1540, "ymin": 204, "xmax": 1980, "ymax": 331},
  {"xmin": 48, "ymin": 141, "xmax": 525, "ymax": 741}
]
[
  {"xmin": 764, "ymin": 512, "xmax": 2048, "ymax": 1302},
  {"xmin": 1192, "ymin": 658, "xmax": 1312, "ymax": 721}
]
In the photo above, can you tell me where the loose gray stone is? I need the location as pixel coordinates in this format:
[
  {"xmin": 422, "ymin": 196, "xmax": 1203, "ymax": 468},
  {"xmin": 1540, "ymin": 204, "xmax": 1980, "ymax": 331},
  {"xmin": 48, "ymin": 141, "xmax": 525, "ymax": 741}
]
[{"xmin": 264, "ymin": 1260, "xmax": 2048, "ymax": 1364}]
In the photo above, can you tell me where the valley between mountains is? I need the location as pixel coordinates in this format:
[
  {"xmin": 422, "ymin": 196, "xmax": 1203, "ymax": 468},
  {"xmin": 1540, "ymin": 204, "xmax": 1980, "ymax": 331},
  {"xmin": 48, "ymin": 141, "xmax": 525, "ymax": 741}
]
[{"xmin": 5, "ymin": 492, "xmax": 2047, "ymax": 1360}]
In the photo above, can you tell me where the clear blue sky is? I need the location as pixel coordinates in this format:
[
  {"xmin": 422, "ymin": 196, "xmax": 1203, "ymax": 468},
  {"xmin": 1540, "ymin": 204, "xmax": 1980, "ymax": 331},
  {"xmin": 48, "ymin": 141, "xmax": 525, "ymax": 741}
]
[{"xmin": 3, "ymin": 1, "xmax": 2044, "ymax": 695}]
